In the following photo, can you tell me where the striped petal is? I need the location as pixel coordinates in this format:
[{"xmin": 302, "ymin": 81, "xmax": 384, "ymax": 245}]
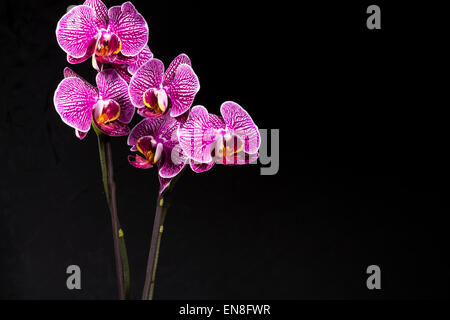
[
  {"xmin": 96, "ymin": 69, "xmax": 134, "ymax": 123},
  {"xmin": 128, "ymin": 45, "xmax": 153, "ymax": 75},
  {"xmin": 54, "ymin": 77, "xmax": 98, "ymax": 132},
  {"xmin": 56, "ymin": 5, "xmax": 99, "ymax": 59},
  {"xmin": 129, "ymin": 58, "xmax": 164, "ymax": 108},
  {"xmin": 163, "ymin": 54, "xmax": 191, "ymax": 87},
  {"xmin": 166, "ymin": 64, "xmax": 200, "ymax": 117},
  {"xmin": 83, "ymin": 0, "xmax": 108, "ymax": 29},
  {"xmin": 108, "ymin": 2, "xmax": 148, "ymax": 57},
  {"xmin": 177, "ymin": 105, "xmax": 216, "ymax": 163},
  {"xmin": 220, "ymin": 101, "xmax": 260, "ymax": 154}
]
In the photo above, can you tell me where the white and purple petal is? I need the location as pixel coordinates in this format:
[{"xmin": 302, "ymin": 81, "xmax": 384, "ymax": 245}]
[
  {"xmin": 96, "ymin": 69, "xmax": 134, "ymax": 123},
  {"xmin": 128, "ymin": 45, "xmax": 153, "ymax": 75},
  {"xmin": 56, "ymin": 5, "xmax": 99, "ymax": 59},
  {"xmin": 129, "ymin": 58, "xmax": 164, "ymax": 108},
  {"xmin": 108, "ymin": 2, "xmax": 148, "ymax": 57},
  {"xmin": 220, "ymin": 101, "xmax": 260, "ymax": 154},
  {"xmin": 127, "ymin": 116, "xmax": 166, "ymax": 147},
  {"xmin": 190, "ymin": 159, "xmax": 215, "ymax": 173},
  {"xmin": 162, "ymin": 54, "xmax": 191, "ymax": 87},
  {"xmin": 83, "ymin": 0, "xmax": 109, "ymax": 29},
  {"xmin": 54, "ymin": 77, "xmax": 98, "ymax": 132},
  {"xmin": 166, "ymin": 64, "xmax": 200, "ymax": 117},
  {"xmin": 177, "ymin": 105, "xmax": 216, "ymax": 163},
  {"xmin": 63, "ymin": 67, "xmax": 98, "ymax": 96}
]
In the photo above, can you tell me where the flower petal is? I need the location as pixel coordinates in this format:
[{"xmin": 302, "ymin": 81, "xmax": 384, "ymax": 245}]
[
  {"xmin": 162, "ymin": 54, "xmax": 191, "ymax": 87},
  {"xmin": 66, "ymin": 37, "xmax": 96, "ymax": 64},
  {"xmin": 113, "ymin": 64, "xmax": 132, "ymax": 83},
  {"xmin": 108, "ymin": 2, "xmax": 148, "ymax": 57},
  {"xmin": 177, "ymin": 105, "xmax": 216, "ymax": 163},
  {"xmin": 128, "ymin": 45, "xmax": 153, "ymax": 75},
  {"xmin": 128, "ymin": 154, "xmax": 153, "ymax": 169},
  {"xmin": 127, "ymin": 116, "xmax": 166, "ymax": 147},
  {"xmin": 158, "ymin": 143, "xmax": 188, "ymax": 179},
  {"xmin": 166, "ymin": 64, "xmax": 200, "ymax": 117},
  {"xmin": 56, "ymin": 5, "xmax": 99, "ymax": 59},
  {"xmin": 54, "ymin": 77, "xmax": 97, "ymax": 132},
  {"xmin": 83, "ymin": 0, "xmax": 108, "ymax": 29},
  {"xmin": 63, "ymin": 67, "xmax": 98, "ymax": 96},
  {"xmin": 129, "ymin": 58, "xmax": 164, "ymax": 108},
  {"xmin": 94, "ymin": 120, "xmax": 130, "ymax": 136},
  {"xmin": 220, "ymin": 101, "xmax": 260, "ymax": 154},
  {"xmin": 190, "ymin": 159, "xmax": 215, "ymax": 173},
  {"xmin": 96, "ymin": 69, "xmax": 134, "ymax": 123}
]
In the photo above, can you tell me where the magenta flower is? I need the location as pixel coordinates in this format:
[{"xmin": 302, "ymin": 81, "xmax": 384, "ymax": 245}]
[
  {"xmin": 177, "ymin": 102, "xmax": 260, "ymax": 173},
  {"xmin": 54, "ymin": 67, "xmax": 134, "ymax": 138},
  {"xmin": 56, "ymin": 0, "xmax": 149, "ymax": 69},
  {"xmin": 128, "ymin": 54, "xmax": 200, "ymax": 119},
  {"xmin": 128, "ymin": 114, "xmax": 188, "ymax": 194}
]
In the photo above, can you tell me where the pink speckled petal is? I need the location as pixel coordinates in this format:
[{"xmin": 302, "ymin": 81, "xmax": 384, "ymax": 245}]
[
  {"xmin": 63, "ymin": 67, "xmax": 98, "ymax": 96},
  {"xmin": 54, "ymin": 77, "xmax": 97, "ymax": 132},
  {"xmin": 177, "ymin": 105, "xmax": 216, "ymax": 163},
  {"xmin": 83, "ymin": 0, "xmax": 108, "ymax": 29},
  {"xmin": 129, "ymin": 59, "xmax": 164, "ymax": 108},
  {"xmin": 190, "ymin": 159, "xmax": 215, "ymax": 173},
  {"xmin": 113, "ymin": 64, "xmax": 132, "ymax": 83},
  {"xmin": 108, "ymin": 2, "xmax": 148, "ymax": 57},
  {"xmin": 127, "ymin": 116, "xmax": 165, "ymax": 147},
  {"xmin": 220, "ymin": 101, "xmax": 260, "ymax": 154},
  {"xmin": 158, "ymin": 143, "xmax": 188, "ymax": 179},
  {"xmin": 66, "ymin": 37, "xmax": 96, "ymax": 64},
  {"xmin": 56, "ymin": 5, "xmax": 99, "ymax": 59},
  {"xmin": 208, "ymin": 113, "xmax": 226, "ymax": 130},
  {"xmin": 94, "ymin": 119, "xmax": 130, "ymax": 136},
  {"xmin": 128, "ymin": 45, "xmax": 153, "ymax": 75},
  {"xmin": 162, "ymin": 54, "xmax": 191, "ymax": 87},
  {"xmin": 166, "ymin": 64, "xmax": 200, "ymax": 117},
  {"xmin": 96, "ymin": 69, "xmax": 134, "ymax": 123}
]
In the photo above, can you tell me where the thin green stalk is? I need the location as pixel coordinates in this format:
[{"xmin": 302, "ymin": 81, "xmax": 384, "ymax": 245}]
[
  {"xmin": 142, "ymin": 169, "xmax": 185, "ymax": 300},
  {"xmin": 96, "ymin": 131, "xmax": 130, "ymax": 299}
]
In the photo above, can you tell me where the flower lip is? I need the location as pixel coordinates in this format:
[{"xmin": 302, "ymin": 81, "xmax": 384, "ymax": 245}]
[
  {"xmin": 94, "ymin": 30, "xmax": 121, "ymax": 62},
  {"xmin": 92, "ymin": 99, "xmax": 129, "ymax": 136},
  {"xmin": 142, "ymin": 88, "xmax": 168, "ymax": 117}
]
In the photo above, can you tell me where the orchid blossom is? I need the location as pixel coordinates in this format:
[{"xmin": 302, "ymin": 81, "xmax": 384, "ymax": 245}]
[
  {"xmin": 128, "ymin": 54, "xmax": 200, "ymax": 119},
  {"xmin": 127, "ymin": 114, "xmax": 188, "ymax": 194},
  {"xmin": 54, "ymin": 67, "xmax": 134, "ymax": 138},
  {"xmin": 56, "ymin": 0, "xmax": 149, "ymax": 71},
  {"xmin": 178, "ymin": 101, "xmax": 261, "ymax": 173}
]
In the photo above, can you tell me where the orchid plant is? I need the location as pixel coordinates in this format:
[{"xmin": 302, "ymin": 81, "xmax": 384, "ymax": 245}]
[{"xmin": 54, "ymin": 0, "xmax": 261, "ymax": 300}]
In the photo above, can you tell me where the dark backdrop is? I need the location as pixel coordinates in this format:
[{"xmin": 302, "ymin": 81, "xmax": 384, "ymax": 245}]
[{"xmin": 0, "ymin": 0, "xmax": 448, "ymax": 299}]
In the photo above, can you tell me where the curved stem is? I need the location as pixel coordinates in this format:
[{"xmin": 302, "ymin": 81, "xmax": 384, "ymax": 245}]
[{"xmin": 96, "ymin": 132, "xmax": 130, "ymax": 299}]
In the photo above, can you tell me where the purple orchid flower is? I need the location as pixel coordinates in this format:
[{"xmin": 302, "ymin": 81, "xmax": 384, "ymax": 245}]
[
  {"xmin": 127, "ymin": 114, "xmax": 188, "ymax": 194},
  {"xmin": 128, "ymin": 54, "xmax": 200, "ymax": 119},
  {"xmin": 177, "ymin": 102, "xmax": 260, "ymax": 173},
  {"xmin": 56, "ymin": 0, "xmax": 149, "ymax": 70},
  {"xmin": 54, "ymin": 67, "xmax": 134, "ymax": 139}
]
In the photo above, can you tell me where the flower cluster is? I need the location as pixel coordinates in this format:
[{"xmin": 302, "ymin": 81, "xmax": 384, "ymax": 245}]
[{"xmin": 54, "ymin": 0, "xmax": 260, "ymax": 194}]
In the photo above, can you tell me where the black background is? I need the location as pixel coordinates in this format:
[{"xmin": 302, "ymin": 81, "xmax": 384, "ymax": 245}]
[{"xmin": 0, "ymin": 0, "xmax": 448, "ymax": 300}]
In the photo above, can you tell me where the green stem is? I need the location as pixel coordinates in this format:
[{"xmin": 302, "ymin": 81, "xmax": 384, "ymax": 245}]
[
  {"xmin": 142, "ymin": 169, "xmax": 185, "ymax": 300},
  {"xmin": 96, "ymin": 131, "xmax": 130, "ymax": 299}
]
